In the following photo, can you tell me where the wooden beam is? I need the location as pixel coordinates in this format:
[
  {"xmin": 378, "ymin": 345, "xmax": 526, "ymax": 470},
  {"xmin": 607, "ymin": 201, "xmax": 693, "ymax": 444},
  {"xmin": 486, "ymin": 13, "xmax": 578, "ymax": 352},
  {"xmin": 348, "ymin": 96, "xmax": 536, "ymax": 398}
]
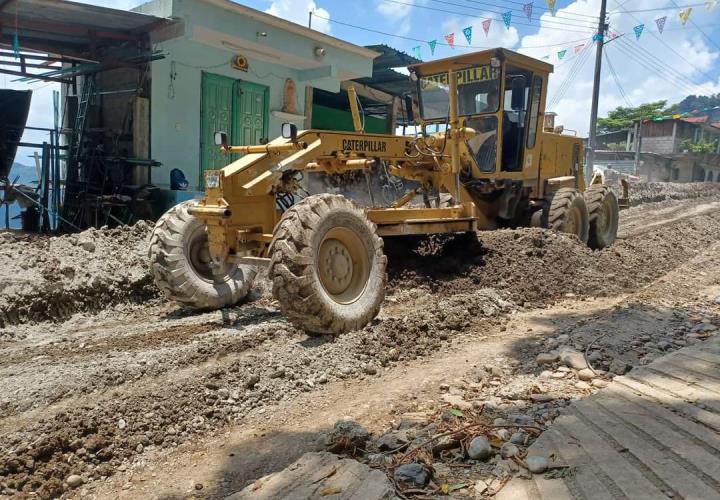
[
  {"xmin": 304, "ymin": 86, "xmax": 314, "ymax": 129},
  {"xmin": 0, "ymin": 15, "xmax": 140, "ymax": 41},
  {"xmin": 341, "ymin": 80, "xmax": 393, "ymax": 105}
]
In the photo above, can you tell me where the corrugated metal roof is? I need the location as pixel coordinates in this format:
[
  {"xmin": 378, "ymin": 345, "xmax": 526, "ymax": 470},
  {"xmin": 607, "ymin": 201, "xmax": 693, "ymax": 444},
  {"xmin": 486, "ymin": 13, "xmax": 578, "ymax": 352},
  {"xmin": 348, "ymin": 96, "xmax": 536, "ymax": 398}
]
[
  {"xmin": 681, "ymin": 116, "xmax": 710, "ymax": 124},
  {"xmin": 0, "ymin": 0, "xmax": 173, "ymax": 60}
]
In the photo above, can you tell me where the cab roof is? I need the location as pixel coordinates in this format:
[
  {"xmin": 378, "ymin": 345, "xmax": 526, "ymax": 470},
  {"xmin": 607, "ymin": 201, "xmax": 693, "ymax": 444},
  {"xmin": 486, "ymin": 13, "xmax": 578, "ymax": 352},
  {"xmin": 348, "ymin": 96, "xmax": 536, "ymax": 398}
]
[{"xmin": 408, "ymin": 48, "xmax": 554, "ymax": 77}]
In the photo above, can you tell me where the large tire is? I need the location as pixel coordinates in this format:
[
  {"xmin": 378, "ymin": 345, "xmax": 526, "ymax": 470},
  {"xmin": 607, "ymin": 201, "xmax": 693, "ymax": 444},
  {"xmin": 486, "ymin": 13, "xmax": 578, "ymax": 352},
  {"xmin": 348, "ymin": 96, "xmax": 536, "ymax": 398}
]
[
  {"xmin": 544, "ymin": 187, "xmax": 589, "ymax": 243},
  {"xmin": 268, "ymin": 194, "xmax": 387, "ymax": 335},
  {"xmin": 585, "ymin": 184, "xmax": 619, "ymax": 249},
  {"xmin": 149, "ymin": 200, "xmax": 256, "ymax": 309}
]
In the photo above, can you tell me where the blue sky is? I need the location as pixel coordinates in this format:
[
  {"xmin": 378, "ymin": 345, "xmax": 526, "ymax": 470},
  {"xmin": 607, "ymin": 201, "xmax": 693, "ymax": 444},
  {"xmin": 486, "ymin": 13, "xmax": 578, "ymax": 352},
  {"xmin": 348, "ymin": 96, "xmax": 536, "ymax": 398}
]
[{"xmin": 5, "ymin": 0, "xmax": 720, "ymax": 166}]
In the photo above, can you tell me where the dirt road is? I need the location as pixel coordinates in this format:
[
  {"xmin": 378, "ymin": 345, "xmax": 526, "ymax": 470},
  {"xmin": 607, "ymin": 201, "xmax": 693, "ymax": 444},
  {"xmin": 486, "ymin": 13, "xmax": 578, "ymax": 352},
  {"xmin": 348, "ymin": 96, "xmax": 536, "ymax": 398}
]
[{"xmin": 1, "ymin": 187, "xmax": 720, "ymax": 499}]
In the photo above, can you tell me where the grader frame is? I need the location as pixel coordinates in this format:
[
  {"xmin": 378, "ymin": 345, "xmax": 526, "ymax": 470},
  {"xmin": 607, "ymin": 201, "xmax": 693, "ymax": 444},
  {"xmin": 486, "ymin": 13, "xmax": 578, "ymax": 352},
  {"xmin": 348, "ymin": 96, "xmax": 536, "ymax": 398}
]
[{"xmin": 149, "ymin": 48, "xmax": 622, "ymax": 334}]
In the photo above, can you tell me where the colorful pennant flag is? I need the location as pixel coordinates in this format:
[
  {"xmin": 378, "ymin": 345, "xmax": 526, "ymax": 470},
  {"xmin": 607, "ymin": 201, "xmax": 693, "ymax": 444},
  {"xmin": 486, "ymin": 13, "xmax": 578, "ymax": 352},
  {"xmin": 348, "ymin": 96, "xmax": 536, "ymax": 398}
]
[
  {"xmin": 428, "ymin": 39, "xmax": 437, "ymax": 55},
  {"xmin": 655, "ymin": 16, "xmax": 667, "ymax": 34},
  {"xmin": 482, "ymin": 18, "xmax": 492, "ymax": 36},
  {"xmin": 708, "ymin": 0, "xmax": 718, "ymax": 11},
  {"xmin": 592, "ymin": 33, "xmax": 604, "ymax": 42},
  {"xmin": 12, "ymin": 33, "xmax": 20, "ymax": 59},
  {"xmin": 502, "ymin": 11, "xmax": 512, "ymax": 29},
  {"xmin": 445, "ymin": 33, "xmax": 455, "ymax": 48},
  {"xmin": 557, "ymin": 49, "xmax": 567, "ymax": 59},
  {"xmin": 679, "ymin": 7, "xmax": 692, "ymax": 25},
  {"xmin": 462, "ymin": 26, "xmax": 473, "ymax": 45},
  {"xmin": 523, "ymin": 2, "xmax": 534, "ymax": 21},
  {"xmin": 633, "ymin": 24, "xmax": 645, "ymax": 39},
  {"xmin": 574, "ymin": 43, "xmax": 585, "ymax": 53},
  {"xmin": 412, "ymin": 46, "xmax": 421, "ymax": 60},
  {"xmin": 546, "ymin": 0, "xmax": 556, "ymax": 15}
]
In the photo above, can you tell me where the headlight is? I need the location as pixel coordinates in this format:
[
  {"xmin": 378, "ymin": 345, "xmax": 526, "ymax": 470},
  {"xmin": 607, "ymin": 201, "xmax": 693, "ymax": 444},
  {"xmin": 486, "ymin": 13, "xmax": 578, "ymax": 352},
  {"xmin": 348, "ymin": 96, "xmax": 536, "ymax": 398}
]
[{"xmin": 205, "ymin": 172, "xmax": 220, "ymax": 189}]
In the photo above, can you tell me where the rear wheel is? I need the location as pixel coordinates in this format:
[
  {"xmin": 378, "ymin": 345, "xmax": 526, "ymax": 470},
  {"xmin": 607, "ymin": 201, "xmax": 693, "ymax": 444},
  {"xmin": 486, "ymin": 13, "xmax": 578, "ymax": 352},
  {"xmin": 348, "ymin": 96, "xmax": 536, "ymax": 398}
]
[
  {"xmin": 544, "ymin": 188, "xmax": 589, "ymax": 243},
  {"xmin": 149, "ymin": 201, "xmax": 256, "ymax": 309},
  {"xmin": 585, "ymin": 184, "xmax": 619, "ymax": 249},
  {"xmin": 268, "ymin": 194, "xmax": 386, "ymax": 335}
]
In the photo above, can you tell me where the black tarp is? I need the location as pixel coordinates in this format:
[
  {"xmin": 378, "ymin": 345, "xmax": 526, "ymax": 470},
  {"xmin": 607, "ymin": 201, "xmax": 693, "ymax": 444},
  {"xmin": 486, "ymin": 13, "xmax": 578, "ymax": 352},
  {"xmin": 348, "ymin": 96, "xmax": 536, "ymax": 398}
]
[{"xmin": 0, "ymin": 89, "xmax": 32, "ymax": 179}]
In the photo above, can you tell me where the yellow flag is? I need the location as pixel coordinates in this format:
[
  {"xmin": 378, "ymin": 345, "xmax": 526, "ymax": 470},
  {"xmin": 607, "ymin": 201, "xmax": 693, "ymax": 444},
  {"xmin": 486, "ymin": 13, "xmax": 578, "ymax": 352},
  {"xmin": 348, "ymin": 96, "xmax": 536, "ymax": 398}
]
[
  {"xmin": 679, "ymin": 7, "xmax": 692, "ymax": 25},
  {"xmin": 546, "ymin": 0, "xmax": 556, "ymax": 14},
  {"xmin": 707, "ymin": 0, "xmax": 717, "ymax": 11}
]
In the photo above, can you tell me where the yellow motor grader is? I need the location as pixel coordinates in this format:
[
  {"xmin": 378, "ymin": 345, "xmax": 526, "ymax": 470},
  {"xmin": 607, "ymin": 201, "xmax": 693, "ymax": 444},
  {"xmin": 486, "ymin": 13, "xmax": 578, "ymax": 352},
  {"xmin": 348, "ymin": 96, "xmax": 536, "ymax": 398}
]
[{"xmin": 149, "ymin": 48, "xmax": 623, "ymax": 334}]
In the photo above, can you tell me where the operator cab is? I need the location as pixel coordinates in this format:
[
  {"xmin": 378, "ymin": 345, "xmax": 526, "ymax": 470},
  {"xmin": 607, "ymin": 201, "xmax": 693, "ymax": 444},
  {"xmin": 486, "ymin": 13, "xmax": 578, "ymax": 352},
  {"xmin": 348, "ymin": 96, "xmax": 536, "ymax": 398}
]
[{"xmin": 409, "ymin": 49, "xmax": 550, "ymax": 177}]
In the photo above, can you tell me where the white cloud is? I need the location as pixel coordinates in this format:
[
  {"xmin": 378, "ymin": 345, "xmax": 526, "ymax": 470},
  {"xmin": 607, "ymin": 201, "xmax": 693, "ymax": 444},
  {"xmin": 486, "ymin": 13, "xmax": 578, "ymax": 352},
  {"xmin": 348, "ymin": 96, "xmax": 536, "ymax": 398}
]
[
  {"xmin": 518, "ymin": 0, "xmax": 720, "ymax": 136},
  {"xmin": 441, "ymin": 13, "xmax": 520, "ymax": 51},
  {"xmin": 376, "ymin": 0, "xmax": 415, "ymax": 37},
  {"xmin": 266, "ymin": 0, "xmax": 332, "ymax": 34}
]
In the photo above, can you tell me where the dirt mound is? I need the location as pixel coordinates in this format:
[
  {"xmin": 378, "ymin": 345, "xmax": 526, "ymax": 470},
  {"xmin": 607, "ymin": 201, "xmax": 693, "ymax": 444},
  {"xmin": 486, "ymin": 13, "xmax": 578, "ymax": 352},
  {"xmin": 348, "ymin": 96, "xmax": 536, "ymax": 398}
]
[
  {"xmin": 616, "ymin": 182, "xmax": 720, "ymax": 206},
  {"xmin": 387, "ymin": 213, "xmax": 720, "ymax": 306},
  {"xmin": 0, "ymin": 222, "xmax": 157, "ymax": 327}
]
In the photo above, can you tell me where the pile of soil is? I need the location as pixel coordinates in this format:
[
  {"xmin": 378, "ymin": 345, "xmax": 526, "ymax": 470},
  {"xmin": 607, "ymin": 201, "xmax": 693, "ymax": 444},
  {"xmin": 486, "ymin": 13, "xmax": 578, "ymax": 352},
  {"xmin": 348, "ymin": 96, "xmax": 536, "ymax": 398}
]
[
  {"xmin": 619, "ymin": 182, "xmax": 720, "ymax": 205},
  {"xmin": 0, "ymin": 222, "xmax": 157, "ymax": 327}
]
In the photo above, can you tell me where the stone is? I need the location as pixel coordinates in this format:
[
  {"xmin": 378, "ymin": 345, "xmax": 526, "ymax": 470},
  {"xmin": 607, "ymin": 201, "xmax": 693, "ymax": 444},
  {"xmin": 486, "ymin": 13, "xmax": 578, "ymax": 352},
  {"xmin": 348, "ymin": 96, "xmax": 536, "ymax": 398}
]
[
  {"xmin": 431, "ymin": 435, "xmax": 460, "ymax": 455},
  {"xmin": 536, "ymin": 352, "xmax": 559, "ymax": 365},
  {"xmin": 80, "ymin": 240, "xmax": 96, "ymax": 252},
  {"xmin": 363, "ymin": 365, "xmax": 378, "ymax": 375},
  {"xmin": 136, "ymin": 444, "xmax": 144, "ymax": 453},
  {"xmin": 375, "ymin": 431, "xmax": 408, "ymax": 451},
  {"xmin": 714, "ymin": 296, "xmax": 720, "ymax": 305},
  {"xmin": 526, "ymin": 455, "xmax": 548, "ymax": 474},
  {"xmin": 609, "ymin": 359, "xmax": 630, "ymax": 375},
  {"xmin": 508, "ymin": 413, "xmax": 535, "ymax": 426},
  {"xmin": 474, "ymin": 479, "xmax": 488, "ymax": 496},
  {"xmin": 539, "ymin": 370, "xmax": 553, "ymax": 378},
  {"xmin": 66, "ymin": 475, "xmax": 83, "ymax": 488},
  {"xmin": 577, "ymin": 368, "xmax": 595, "ymax": 381},
  {"xmin": 510, "ymin": 432, "xmax": 526, "ymax": 445},
  {"xmin": 657, "ymin": 340, "xmax": 672, "ymax": 351},
  {"xmin": 326, "ymin": 421, "xmax": 369, "ymax": 452},
  {"xmin": 245, "ymin": 375, "xmax": 260, "ymax": 388},
  {"xmin": 559, "ymin": 347, "xmax": 589, "ymax": 370},
  {"xmin": 530, "ymin": 393, "xmax": 555, "ymax": 403},
  {"xmin": 117, "ymin": 418, "xmax": 127, "ymax": 430},
  {"xmin": 394, "ymin": 463, "xmax": 430, "ymax": 489},
  {"xmin": 575, "ymin": 381, "xmax": 591, "ymax": 390},
  {"xmin": 592, "ymin": 379, "xmax": 609, "ymax": 388},
  {"xmin": 441, "ymin": 393, "xmax": 472, "ymax": 410},
  {"xmin": 500, "ymin": 442, "xmax": 519, "ymax": 458},
  {"xmin": 551, "ymin": 371, "xmax": 566, "ymax": 379},
  {"xmin": 467, "ymin": 435, "xmax": 492, "ymax": 460},
  {"xmin": 692, "ymin": 322, "xmax": 717, "ymax": 333}
]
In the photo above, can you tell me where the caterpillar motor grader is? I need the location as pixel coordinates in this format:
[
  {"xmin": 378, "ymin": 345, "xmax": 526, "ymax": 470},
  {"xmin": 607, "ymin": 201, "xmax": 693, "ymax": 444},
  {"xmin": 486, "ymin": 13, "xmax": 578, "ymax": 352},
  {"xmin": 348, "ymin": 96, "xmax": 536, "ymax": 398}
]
[{"xmin": 149, "ymin": 48, "xmax": 623, "ymax": 334}]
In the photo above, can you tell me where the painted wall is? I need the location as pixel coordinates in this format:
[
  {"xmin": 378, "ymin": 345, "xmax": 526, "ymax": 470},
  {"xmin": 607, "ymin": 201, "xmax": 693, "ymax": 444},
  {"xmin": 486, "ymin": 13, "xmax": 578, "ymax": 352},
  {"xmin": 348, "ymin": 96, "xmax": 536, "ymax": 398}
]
[{"xmin": 135, "ymin": 0, "xmax": 375, "ymax": 190}]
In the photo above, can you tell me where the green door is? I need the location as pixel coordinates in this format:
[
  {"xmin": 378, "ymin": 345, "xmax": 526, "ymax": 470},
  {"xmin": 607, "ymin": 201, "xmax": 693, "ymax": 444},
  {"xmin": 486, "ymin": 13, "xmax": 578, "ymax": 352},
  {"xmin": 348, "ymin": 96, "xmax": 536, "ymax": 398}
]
[{"xmin": 200, "ymin": 74, "xmax": 268, "ymax": 185}]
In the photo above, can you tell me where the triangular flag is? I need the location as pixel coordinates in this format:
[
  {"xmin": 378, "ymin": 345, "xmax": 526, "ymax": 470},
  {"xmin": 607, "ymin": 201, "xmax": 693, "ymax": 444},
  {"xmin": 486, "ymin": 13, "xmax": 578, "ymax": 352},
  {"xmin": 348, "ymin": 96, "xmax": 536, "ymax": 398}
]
[
  {"xmin": 574, "ymin": 43, "xmax": 584, "ymax": 53},
  {"xmin": 592, "ymin": 33, "xmax": 604, "ymax": 42},
  {"xmin": 428, "ymin": 39, "xmax": 437, "ymax": 55},
  {"xmin": 679, "ymin": 7, "xmax": 692, "ymax": 25},
  {"xmin": 557, "ymin": 49, "xmax": 567, "ymax": 59},
  {"xmin": 502, "ymin": 11, "xmax": 512, "ymax": 29},
  {"xmin": 523, "ymin": 2, "xmax": 533, "ymax": 21},
  {"xmin": 12, "ymin": 33, "xmax": 20, "ymax": 59},
  {"xmin": 482, "ymin": 18, "xmax": 492, "ymax": 36},
  {"xmin": 546, "ymin": 0, "xmax": 556, "ymax": 14},
  {"xmin": 655, "ymin": 16, "xmax": 667, "ymax": 33},
  {"xmin": 462, "ymin": 26, "xmax": 473, "ymax": 45},
  {"xmin": 707, "ymin": 0, "xmax": 718, "ymax": 11},
  {"xmin": 412, "ymin": 46, "xmax": 421, "ymax": 60},
  {"xmin": 444, "ymin": 33, "xmax": 455, "ymax": 49},
  {"xmin": 633, "ymin": 24, "xmax": 644, "ymax": 39}
]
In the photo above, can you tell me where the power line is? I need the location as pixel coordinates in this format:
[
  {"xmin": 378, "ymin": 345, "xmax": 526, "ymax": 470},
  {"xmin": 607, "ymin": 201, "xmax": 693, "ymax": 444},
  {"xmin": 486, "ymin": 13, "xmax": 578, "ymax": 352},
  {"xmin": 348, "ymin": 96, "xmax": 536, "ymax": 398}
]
[
  {"xmin": 613, "ymin": 2, "xmax": 709, "ymax": 14},
  {"xmin": 313, "ymin": 14, "xmax": 594, "ymax": 50},
  {"xmin": 603, "ymin": 50, "xmax": 633, "ymax": 107},
  {"xmin": 454, "ymin": 0, "xmax": 601, "ymax": 22},
  {"xmin": 548, "ymin": 43, "xmax": 594, "ymax": 110},
  {"xmin": 379, "ymin": 0, "xmax": 599, "ymax": 33},
  {"xmin": 667, "ymin": 0, "xmax": 720, "ymax": 51}
]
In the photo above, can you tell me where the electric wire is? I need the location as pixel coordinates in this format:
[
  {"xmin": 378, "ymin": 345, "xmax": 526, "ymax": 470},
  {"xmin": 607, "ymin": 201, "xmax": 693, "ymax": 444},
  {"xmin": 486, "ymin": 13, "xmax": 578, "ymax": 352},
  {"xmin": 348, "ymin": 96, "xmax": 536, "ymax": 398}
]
[
  {"xmin": 380, "ymin": 0, "xmax": 599, "ymax": 33},
  {"xmin": 444, "ymin": 0, "xmax": 602, "ymax": 23},
  {"xmin": 603, "ymin": 50, "xmax": 633, "ymax": 107},
  {"xmin": 612, "ymin": 3, "xmax": 709, "ymax": 14},
  {"xmin": 548, "ymin": 42, "xmax": 594, "ymax": 110},
  {"xmin": 668, "ymin": 0, "xmax": 720, "ymax": 51},
  {"xmin": 313, "ymin": 14, "xmax": 595, "ymax": 50},
  {"xmin": 460, "ymin": 0, "xmax": 601, "ymax": 20}
]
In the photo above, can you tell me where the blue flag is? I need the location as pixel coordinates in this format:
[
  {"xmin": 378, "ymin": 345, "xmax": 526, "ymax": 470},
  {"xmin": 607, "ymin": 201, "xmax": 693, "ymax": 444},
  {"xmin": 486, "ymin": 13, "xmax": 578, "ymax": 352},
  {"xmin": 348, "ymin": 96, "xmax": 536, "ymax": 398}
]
[
  {"xmin": 462, "ymin": 26, "xmax": 473, "ymax": 45},
  {"xmin": 428, "ymin": 39, "xmax": 437, "ymax": 55},
  {"xmin": 412, "ymin": 46, "xmax": 421, "ymax": 60},
  {"xmin": 633, "ymin": 24, "xmax": 645, "ymax": 40},
  {"xmin": 502, "ymin": 11, "xmax": 512, "ymax": 29}
]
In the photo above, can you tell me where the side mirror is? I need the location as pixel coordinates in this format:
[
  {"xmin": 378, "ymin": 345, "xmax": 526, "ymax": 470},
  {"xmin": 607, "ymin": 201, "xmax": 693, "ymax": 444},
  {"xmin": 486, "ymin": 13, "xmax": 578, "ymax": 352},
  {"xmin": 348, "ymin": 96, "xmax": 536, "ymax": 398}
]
[
  {"xmin": 404, "ymin": 95, "xmax": 415, "ymax": 123},
  {"xmin": 214, "ymin": 131, "xmax": 229, "ymax": 148},
  {"xmin": 281, "ymin": 123, "xmax": 297, "ymax": 142},
  {"xmin": 510, "ymin": 77, "xmax": 526, "ymax": 111}
]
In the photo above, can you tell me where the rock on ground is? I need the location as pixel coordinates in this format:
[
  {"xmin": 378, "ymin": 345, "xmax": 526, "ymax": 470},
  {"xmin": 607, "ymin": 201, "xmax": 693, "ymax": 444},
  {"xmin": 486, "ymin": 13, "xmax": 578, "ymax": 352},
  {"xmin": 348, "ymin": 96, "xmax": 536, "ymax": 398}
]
[{"xmin": 229, "ymin": 452, "xmax": 394, "ymax": 499}]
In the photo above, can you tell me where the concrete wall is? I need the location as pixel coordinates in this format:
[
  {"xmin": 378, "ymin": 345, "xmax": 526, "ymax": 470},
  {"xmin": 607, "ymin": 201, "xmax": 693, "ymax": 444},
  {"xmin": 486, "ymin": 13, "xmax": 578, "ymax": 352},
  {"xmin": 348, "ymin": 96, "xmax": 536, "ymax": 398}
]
[{"xmin": 135, "ymin": 0, "xmax": 375, "ymax": 190}]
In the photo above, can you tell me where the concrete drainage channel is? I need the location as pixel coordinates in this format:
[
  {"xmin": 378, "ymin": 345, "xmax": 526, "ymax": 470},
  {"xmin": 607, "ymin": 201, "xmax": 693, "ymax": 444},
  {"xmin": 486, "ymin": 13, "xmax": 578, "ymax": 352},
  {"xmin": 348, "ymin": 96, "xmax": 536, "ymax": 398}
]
[{"xmin": 0, "ymin": 193, "xmax": 720, "ymax": 498}]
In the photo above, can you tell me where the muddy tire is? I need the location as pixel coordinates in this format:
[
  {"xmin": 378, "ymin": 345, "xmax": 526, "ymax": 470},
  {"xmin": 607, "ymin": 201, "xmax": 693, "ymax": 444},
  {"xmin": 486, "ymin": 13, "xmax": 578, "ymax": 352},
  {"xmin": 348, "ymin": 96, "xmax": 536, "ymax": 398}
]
[
  {"xmin": 585, "ymin": 184, "xmax": 619, "ymax": 249},
  {"xmin": 544, "ymin": 188, "xmax": 589, "ymax": 243},
  {"xmin": 149, "ymin": 200, "xmax": 256, "ymax": 309},
  {"xmin": 268, "ymin": 194, "xmax": 387, "ymax": 335}
]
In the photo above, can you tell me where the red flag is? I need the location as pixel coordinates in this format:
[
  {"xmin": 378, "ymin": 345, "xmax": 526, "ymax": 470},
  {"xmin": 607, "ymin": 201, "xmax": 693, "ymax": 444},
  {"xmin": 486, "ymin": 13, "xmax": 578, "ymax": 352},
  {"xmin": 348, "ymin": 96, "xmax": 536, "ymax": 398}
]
[
  {"xmin": 482, "ymin": 18, "xmax": 492, "ymax": 36},
  {"xmin": 574, "ymin": 43, "xmax": 584, "ymax": 53},
  {"xmin": 445, "ymin": 33, "xmax": 455, "ymax": 48}
]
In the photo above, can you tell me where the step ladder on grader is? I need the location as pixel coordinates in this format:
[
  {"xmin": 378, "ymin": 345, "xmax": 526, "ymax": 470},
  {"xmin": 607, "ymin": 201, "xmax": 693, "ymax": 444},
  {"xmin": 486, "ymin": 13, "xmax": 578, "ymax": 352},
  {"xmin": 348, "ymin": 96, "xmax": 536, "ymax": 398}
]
[{"xmin": 149, "ymin": 48, "xmax": 627, "ymax": 334}]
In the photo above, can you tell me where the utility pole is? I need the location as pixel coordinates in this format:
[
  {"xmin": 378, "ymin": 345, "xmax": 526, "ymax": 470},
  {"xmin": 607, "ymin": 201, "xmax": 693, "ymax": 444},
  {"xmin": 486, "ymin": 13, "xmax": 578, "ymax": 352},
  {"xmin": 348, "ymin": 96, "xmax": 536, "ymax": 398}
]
[{"xmin": 586, "ymin": 0, "xmax": 608, "ymax": 182}]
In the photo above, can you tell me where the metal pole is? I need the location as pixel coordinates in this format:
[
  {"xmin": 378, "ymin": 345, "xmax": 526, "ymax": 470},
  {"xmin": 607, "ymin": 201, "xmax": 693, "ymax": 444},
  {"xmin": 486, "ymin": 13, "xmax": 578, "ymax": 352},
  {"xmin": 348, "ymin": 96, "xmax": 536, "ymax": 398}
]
[
  {"xmin": 308, "ymin": 11, "xmax": 313, "ymax": 29},
  {"xmin": 586, "ymin": 0, "xmax": 608, "ymax": 183}
]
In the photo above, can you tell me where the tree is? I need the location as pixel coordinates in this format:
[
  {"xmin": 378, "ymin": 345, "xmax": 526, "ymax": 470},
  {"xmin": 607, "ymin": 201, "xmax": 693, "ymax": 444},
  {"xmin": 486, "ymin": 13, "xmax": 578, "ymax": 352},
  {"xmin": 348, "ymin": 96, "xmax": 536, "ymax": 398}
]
[
  {"xmin": 597, "ymin": 101, "xmax": 668, "ymax": 133},
  {"xmin": 677, "ymin": 94, "xmax": 720, "ymax": 113}
]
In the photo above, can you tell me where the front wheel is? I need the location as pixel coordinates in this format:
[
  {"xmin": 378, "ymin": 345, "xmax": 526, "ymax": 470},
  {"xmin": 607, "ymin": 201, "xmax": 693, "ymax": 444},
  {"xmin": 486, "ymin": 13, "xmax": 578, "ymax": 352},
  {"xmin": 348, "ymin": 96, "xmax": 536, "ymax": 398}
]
[
  {"xmin": 149, "ymin": 201, "xmax": 256, "ymax": 309},
  {"xmin": 543, "ymin": 188, "xmax": 590, "ymax": 243},
  {"xmin": 268, "ymin": 194, "xmax": 387, "ymax": 335}
]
